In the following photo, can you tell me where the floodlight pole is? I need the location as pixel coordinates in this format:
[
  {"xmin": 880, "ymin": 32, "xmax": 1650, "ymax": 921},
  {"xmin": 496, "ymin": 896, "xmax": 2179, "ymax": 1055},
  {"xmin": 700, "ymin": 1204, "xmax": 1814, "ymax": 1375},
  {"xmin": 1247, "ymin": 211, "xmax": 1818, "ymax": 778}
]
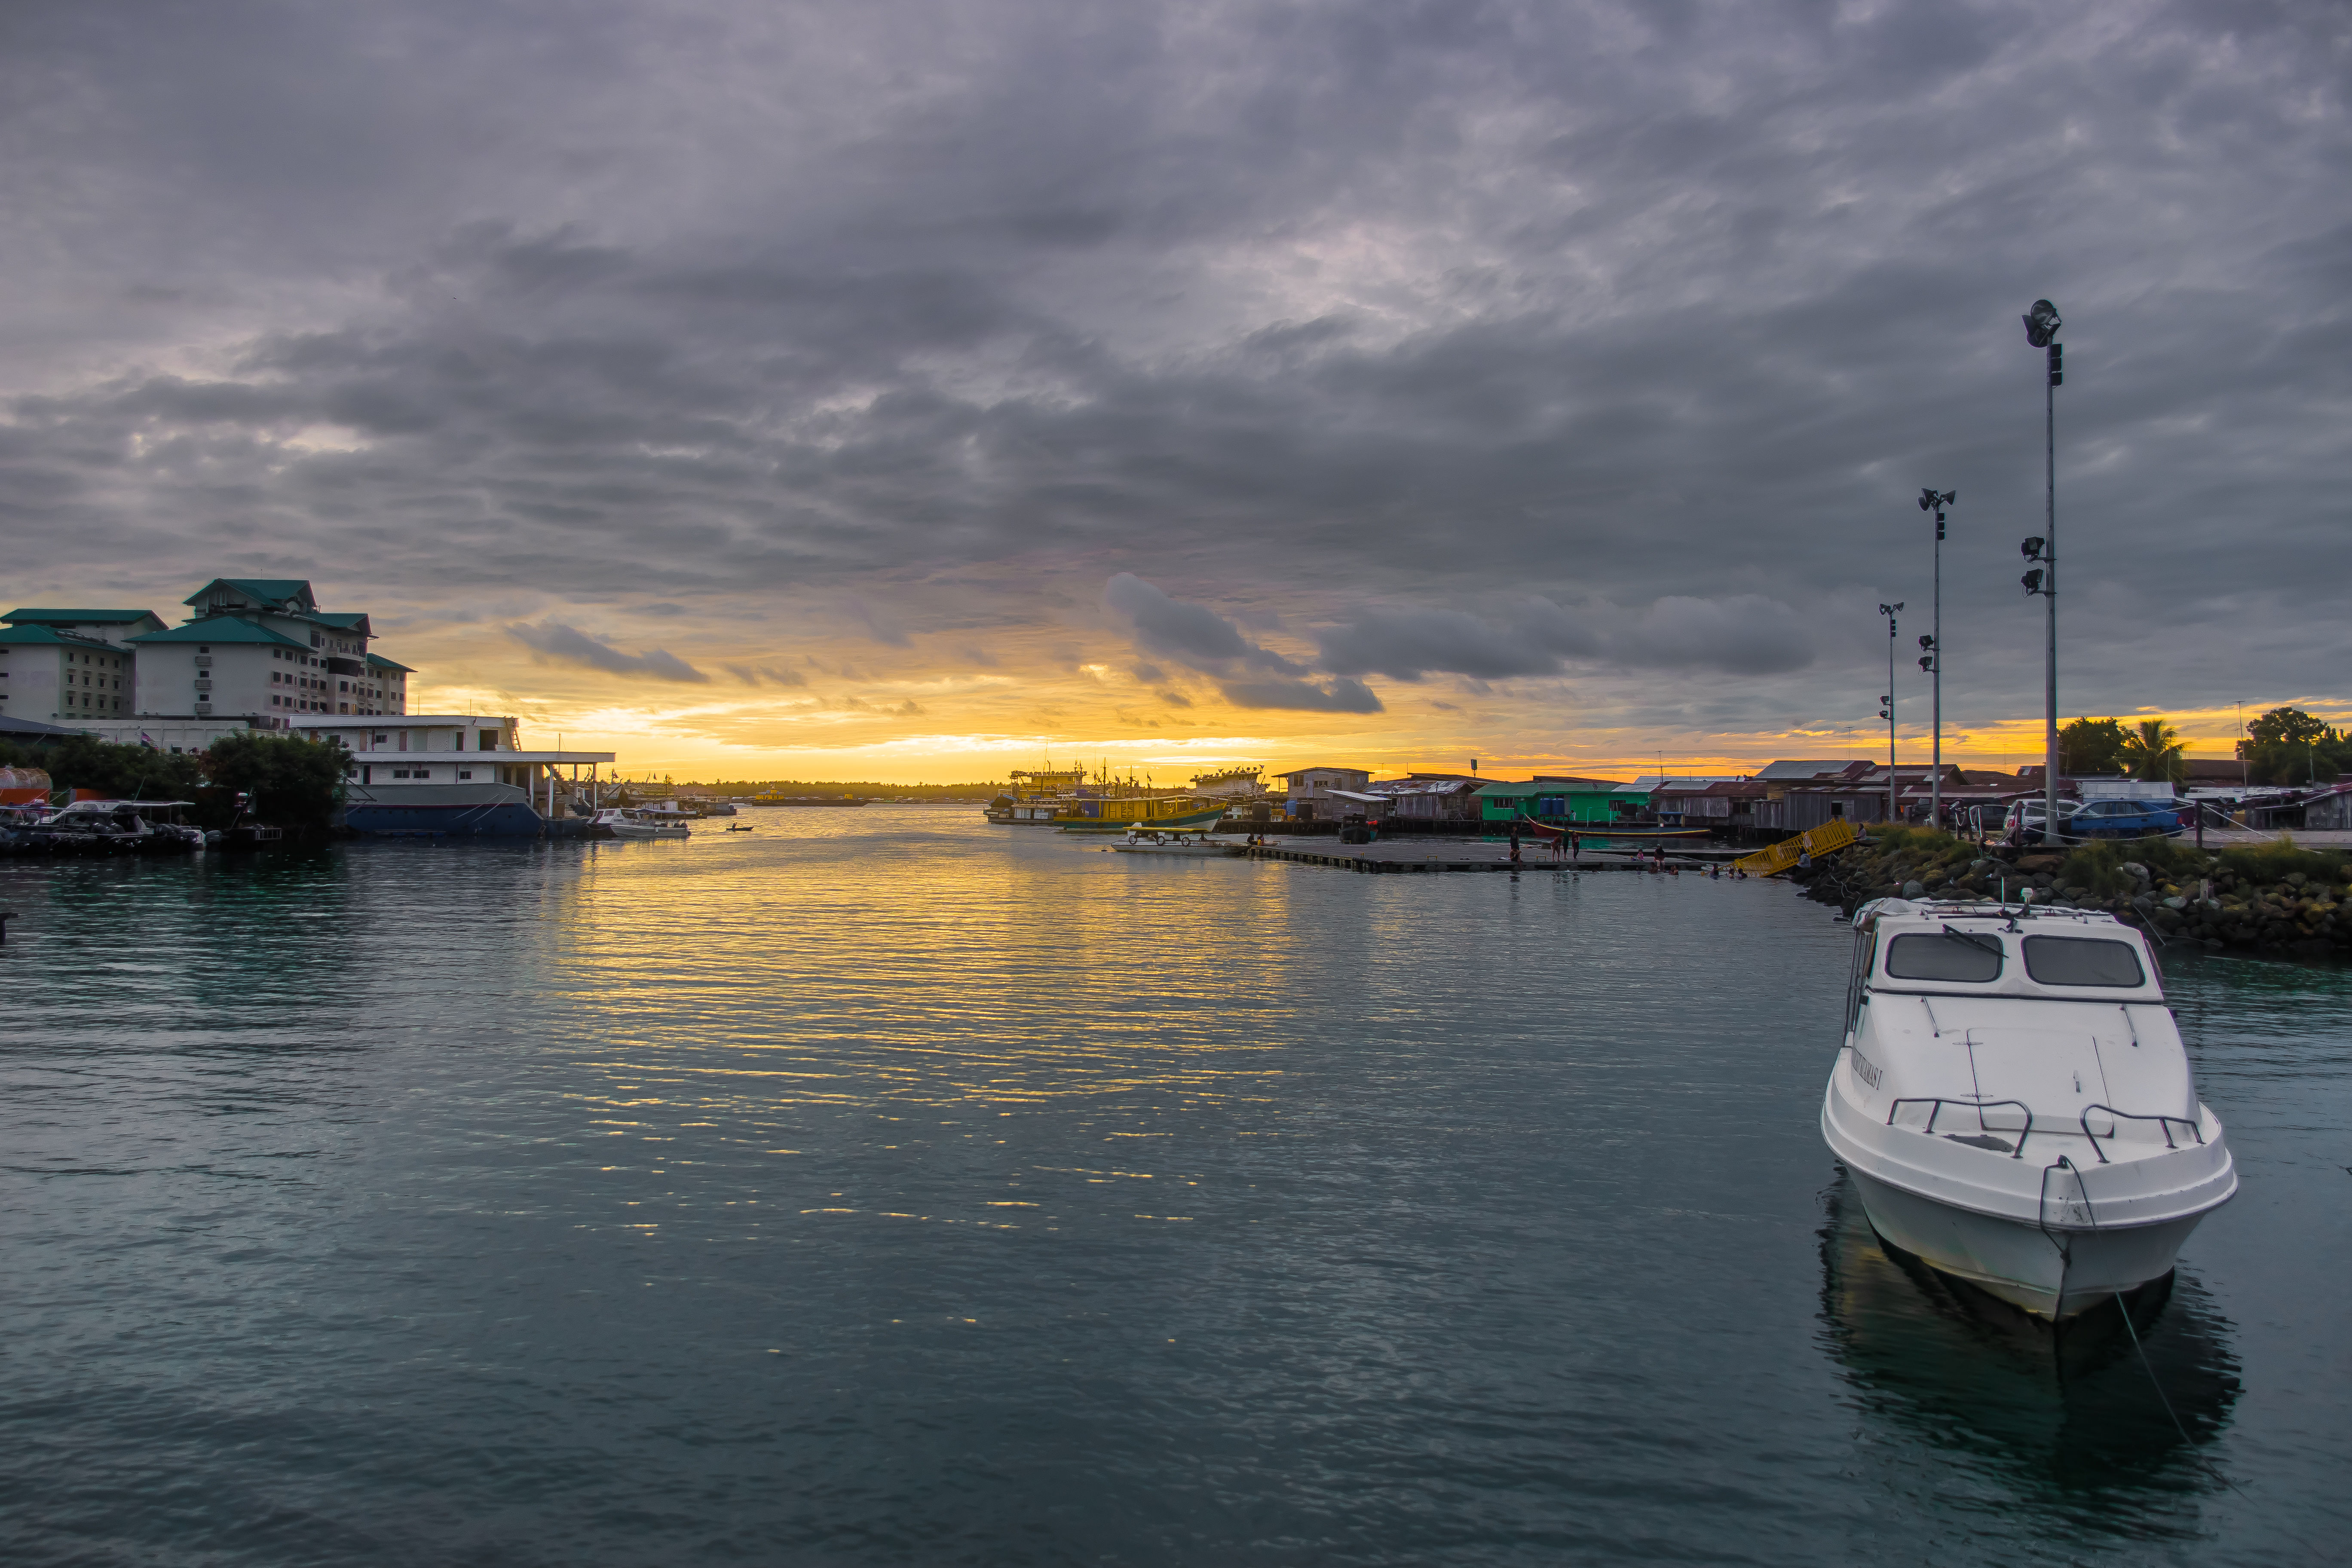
[
  {"xmin": 1919, "ymin": 489, "xmax": 1953, "ymax": 833},
  {"xmin": 2043, "ymin": 346, "xmax": 2058, "ymax": 842},
  {"xmin": 2022, "ymin": 300, "xmax": 2063, "ymax": 845},
  {"xmin": 1880, "ymin": 602, "xmax": 1903, "ymax": 823}
]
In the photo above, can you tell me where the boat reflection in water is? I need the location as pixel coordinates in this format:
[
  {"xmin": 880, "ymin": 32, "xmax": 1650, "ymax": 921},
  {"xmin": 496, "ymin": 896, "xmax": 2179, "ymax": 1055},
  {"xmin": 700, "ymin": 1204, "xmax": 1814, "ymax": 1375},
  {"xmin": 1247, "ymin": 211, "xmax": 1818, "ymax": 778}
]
[{"xmin": 1817, "ymin": 1176, "xmax": 2240, "ymax": 1497}]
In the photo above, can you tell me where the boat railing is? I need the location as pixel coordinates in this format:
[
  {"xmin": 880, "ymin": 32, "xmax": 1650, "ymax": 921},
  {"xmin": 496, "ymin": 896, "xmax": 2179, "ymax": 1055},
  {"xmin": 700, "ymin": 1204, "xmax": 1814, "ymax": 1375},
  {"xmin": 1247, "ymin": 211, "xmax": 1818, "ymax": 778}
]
[
  {"xmin": 1885, "ymin": 1096, "xmax": 2039, "ymax": 1159},
  {"xmin": 2077, "ymin": 1103, "xmax": 2203, "ymax": 1165}
]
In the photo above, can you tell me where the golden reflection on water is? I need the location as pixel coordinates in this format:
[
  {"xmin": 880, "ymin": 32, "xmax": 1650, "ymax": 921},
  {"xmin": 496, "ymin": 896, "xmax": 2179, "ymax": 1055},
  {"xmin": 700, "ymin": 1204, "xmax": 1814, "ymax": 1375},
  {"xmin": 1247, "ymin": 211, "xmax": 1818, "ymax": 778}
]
[{"xmin": 518, "ymin": 805, "xmax": 1305, "ymax": 1228}]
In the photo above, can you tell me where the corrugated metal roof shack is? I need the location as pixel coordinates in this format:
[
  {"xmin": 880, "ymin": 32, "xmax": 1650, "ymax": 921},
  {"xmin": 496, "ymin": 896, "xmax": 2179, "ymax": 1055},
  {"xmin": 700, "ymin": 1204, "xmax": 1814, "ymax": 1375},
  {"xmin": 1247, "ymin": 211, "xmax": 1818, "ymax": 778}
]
[
  {"xmin": 1365, "ymin": 773, "xmax": 1485, "ymax": 821},
  {"xmin": 1474, "ymin": 776, "xmax": 1630, "ymax": 824},
  {"xmin": 1755, "ymin": 787, "xmax": 1888, "ymax": 831},
  {"xmin": 1653, "ymin": 779, "xmax": 1770, "ymax": 827}
]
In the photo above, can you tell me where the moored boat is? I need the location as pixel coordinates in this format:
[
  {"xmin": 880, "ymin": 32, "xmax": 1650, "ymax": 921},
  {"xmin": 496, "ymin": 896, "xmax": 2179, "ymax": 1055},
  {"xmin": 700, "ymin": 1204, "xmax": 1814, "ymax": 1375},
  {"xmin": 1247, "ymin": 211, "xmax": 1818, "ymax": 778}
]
[
  {"xmin": 596, "ymin": 806, "xmax": 693, "ymax": 839},
  {"xmin": 1819, "ymin": 896, "xmax": 2235, "ymax": 1319},
  {"xmin": 1108, "ymin": 824, "xmax": 1244, "ymax": 856}
]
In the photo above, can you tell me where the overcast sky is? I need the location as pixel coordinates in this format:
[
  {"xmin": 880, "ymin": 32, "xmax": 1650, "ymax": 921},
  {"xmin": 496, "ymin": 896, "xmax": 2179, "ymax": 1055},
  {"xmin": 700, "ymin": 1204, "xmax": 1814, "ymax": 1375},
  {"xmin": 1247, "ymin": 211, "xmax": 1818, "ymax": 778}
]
[{"xmin": 4, "ymin": 0, "xmax": 2346, "ymax": 779}]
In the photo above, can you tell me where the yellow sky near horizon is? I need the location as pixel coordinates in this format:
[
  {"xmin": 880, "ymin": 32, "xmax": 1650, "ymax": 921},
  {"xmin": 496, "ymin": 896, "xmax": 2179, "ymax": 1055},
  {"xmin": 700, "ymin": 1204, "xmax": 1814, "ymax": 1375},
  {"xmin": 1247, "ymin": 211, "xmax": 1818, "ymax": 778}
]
[{"xmin": 412, "ymin": 659, "xmax": 2348, "ymax": 786}]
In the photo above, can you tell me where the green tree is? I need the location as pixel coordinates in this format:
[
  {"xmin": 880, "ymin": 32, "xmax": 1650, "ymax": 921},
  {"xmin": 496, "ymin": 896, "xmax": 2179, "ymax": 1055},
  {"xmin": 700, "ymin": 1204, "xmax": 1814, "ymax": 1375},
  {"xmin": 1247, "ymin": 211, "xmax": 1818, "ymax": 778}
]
[
  {"xmin": 2248, "ymin": 706, "xmax": 2327, "ymax": 748},
  {"xmin": 2059, "ymin": 717, "xmax": 2129, "ymax": 775},
  {"xmin": 2117, "ymin": 718, "xmax": 2186, "ymax": 783},
  {"xmin": 19, "ymin": 735, "xmax": 208, "ymax": 801},
  {"xmin": 2239, "ymin": 707, "xmax": 2342, "ymax": 785},
  {"xmin": 203, "ymin": 732, "xmax": 350, "ymax": 835}
]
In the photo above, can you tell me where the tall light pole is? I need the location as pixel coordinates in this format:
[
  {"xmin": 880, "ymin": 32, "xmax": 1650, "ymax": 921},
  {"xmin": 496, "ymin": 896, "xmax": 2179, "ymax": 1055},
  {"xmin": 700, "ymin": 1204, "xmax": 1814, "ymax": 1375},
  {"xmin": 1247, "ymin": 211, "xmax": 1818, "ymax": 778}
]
[
  {"xmin": 2021, "ymin": 299, "xmax": 2062, "ymax": 842},
  {"xmin": 1918, "ymin": 489, "xmax": 1954, "ymax": 830},
  {"xmin": 1880, "ymin": 601, "xmax": 1904, "ymax": 822}
]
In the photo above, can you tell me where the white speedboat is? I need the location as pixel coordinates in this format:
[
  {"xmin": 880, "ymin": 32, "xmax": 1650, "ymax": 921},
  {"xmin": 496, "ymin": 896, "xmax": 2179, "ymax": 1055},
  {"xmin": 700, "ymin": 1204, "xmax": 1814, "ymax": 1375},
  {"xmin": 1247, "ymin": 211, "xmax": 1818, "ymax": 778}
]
[
  {"xmin": 596, "ymin": 807, "xmax": 692, "ymax": 840},
  {"xmin": 1820, "ymin": 897, "xmax": 2234, "ymax": 1320},
  {"xmin": 1109, "ymin": 825, "xmax": 1243, "ymax": 857}
]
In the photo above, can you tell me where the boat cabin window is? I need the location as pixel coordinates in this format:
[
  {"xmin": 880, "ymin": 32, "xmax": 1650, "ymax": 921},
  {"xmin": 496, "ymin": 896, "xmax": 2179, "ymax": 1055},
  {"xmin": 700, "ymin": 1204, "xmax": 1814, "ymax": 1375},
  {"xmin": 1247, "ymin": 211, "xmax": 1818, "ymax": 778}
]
[
  {"xmin": 1884, "ymin": 931, "xmax": 2003, "ymax": 983},
  {"xmin": 2021, "ymin": 935, "xmax": 2145, "ymax": 988}
]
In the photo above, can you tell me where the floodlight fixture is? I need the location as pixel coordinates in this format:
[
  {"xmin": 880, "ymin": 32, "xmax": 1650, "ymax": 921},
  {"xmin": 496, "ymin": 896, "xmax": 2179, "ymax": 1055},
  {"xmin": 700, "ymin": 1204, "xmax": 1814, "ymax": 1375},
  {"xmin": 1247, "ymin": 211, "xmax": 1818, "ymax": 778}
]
[
  {"xmin": 2023, "ymin": 300, "xmax": 2061, "ymax": 348},
  {"xmin": 2022, "ymin": 567, "xmax": 2046, "ymax": 594},
  {"xmin": 2021, "ymin": 536, "xmax": 2044, "ymax": 559}
]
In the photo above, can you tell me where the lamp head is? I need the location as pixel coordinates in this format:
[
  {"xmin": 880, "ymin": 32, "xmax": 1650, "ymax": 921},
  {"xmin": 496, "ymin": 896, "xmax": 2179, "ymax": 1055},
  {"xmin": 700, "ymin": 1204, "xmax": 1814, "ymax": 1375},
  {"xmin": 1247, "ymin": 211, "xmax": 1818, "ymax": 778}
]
[
  {"xmin": 2021, "ymin": 536, "xmax": 2044, "ymax": 559},
  {"xmin": 2022, "ymin": 567, "xmax": 2046, "ymax": 594},
  {"xmin": 2023, "ymin": 299, "xmax": 2061, "ymax": 348}
]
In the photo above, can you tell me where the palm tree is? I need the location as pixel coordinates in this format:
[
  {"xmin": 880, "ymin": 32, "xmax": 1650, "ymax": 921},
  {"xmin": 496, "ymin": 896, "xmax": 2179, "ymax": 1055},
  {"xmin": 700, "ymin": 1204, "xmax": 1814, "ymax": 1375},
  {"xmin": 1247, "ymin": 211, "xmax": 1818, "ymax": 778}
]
[{"xmin": 2118, "ymin": 718, "xmax": 2185, "ymax": 783}]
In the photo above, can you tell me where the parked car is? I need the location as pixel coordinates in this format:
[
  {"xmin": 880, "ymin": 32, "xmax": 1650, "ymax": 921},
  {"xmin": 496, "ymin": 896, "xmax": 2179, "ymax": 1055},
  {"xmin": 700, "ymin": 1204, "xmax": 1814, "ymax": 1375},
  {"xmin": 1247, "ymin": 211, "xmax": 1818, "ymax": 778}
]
[
  {"xmin": 2066, "ymin": 798, "xmax": 2188, "ymax": 839},
  {"xmin": 2002, "ymin": 798, "xmax": 2079, "ymax": 845}
]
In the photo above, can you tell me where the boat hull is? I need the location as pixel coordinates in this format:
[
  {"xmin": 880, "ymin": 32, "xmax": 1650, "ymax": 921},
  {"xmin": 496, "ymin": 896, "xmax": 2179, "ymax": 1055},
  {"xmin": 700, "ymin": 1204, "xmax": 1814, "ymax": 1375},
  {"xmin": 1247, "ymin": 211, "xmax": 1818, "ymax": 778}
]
[
  {"xmin": 1823, "ymin": 1075, "xmax": 2233, "ymax": 1320},
  {"xmin": 1844, "ymin": 1166, "xmax": 2212, "ymax": 1319},
  {"xmin": 346, "ymin": 783, "xmax": 548, "ymax": 837}
]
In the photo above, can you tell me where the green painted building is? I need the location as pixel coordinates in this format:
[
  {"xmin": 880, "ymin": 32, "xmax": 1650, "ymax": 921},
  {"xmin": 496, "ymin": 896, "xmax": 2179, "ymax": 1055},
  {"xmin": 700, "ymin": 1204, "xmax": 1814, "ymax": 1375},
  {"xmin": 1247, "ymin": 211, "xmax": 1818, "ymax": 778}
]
[{"xmin": 1474, "ymin": 776, "xmax": 1641, "ymax": 824}]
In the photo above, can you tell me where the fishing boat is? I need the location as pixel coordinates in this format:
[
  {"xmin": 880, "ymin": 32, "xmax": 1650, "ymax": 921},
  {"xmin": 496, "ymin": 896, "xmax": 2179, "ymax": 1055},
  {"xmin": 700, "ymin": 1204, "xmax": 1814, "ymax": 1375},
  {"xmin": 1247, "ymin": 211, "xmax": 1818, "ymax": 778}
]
[
  {"xmin": 1819, "ymin": 896, "xmax": 2235, "ymax": 1320},
  {"xmin": 986, "ymin": 766, "xmax": 1089, "ymax": 824}
]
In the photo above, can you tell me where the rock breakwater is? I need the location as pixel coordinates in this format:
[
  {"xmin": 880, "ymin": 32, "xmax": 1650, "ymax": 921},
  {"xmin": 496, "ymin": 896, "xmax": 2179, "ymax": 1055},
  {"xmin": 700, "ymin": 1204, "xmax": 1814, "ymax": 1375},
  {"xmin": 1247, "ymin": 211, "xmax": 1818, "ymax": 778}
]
[{"xmin": 1792, "ymin": 826, "xmax": 2352, "ymax": 959}]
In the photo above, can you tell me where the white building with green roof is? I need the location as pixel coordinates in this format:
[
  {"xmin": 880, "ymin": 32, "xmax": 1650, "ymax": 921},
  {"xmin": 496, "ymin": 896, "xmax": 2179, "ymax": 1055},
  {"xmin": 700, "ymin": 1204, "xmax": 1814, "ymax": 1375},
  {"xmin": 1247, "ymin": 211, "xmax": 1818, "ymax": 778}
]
[
  {"xmin": 0, "ymin": 612, "xmax": 161, "ymax": 724},
  {"xmin": 2, "ymin": 578, "xmax": 415, "ymax": 750}
]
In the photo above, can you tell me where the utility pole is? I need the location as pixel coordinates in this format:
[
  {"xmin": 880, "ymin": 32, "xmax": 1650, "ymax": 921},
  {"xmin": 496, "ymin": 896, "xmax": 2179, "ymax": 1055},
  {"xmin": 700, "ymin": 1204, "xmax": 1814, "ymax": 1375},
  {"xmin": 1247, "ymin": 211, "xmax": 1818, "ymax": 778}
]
[
  {"xmin": 2022, "ymin": 300, "xmax": 2062, "ymax": 842},
  {"xmin": 1918, "ymin": 490, "xmax": 1954, "ymax": 831},
  {"xmin": 1880, "ymin": 602, "xmax": 1904, "ymax": 823}
]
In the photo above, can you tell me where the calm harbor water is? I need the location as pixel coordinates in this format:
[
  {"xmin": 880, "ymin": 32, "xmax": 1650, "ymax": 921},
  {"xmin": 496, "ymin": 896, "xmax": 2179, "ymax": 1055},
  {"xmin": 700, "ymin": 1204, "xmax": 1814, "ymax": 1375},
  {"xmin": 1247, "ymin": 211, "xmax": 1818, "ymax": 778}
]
[{"xmin": 2, "ymin": 807, "xmax": 2346, "ymax": 1565}]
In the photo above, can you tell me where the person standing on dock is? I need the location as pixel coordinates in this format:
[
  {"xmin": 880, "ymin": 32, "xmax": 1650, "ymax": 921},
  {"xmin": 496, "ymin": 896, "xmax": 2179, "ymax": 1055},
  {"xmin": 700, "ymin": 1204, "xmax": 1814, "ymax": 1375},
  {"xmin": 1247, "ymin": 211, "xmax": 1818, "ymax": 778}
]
[{"xmin": 1508, "ymin": 823, "xmax": 1523, "ymax": 867}]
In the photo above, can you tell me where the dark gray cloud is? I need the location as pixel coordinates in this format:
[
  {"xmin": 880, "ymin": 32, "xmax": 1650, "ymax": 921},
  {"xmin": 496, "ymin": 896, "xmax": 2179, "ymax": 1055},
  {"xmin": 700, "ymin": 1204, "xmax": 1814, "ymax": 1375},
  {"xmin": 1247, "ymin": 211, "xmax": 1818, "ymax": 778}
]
[
  {"xmin": 1220, "ymin": 677, "xmax": 1384, "ymax": 715},
  {"xmin": 1103, "ymin": 573, "xmax": 1300, "ymax": 674},
  {"xmin": 3, "ymin": 0, "xmax": 2349, "ymax": 736},
  {"xmin": 1316, "ymin": 602, "xmax": 1605, "ymax": 681},
  {"xmin": 509, "ymin": 621, "xmax": 709, "ymax": 682}
]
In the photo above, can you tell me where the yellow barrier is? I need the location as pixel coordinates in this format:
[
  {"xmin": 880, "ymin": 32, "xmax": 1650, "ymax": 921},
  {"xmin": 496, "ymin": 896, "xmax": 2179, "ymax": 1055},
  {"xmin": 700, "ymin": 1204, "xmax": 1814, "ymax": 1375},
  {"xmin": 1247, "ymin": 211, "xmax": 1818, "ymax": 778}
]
[{"xmin": 1731, "ymin": 817, "xmax": 1863, "ymax": 876}]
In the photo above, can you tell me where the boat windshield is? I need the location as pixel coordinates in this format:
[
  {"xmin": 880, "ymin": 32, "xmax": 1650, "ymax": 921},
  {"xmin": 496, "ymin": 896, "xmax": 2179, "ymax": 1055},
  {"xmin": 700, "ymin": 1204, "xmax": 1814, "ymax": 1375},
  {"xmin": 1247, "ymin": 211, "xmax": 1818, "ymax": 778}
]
[
  {"xmin": 1883, "ymin": 931, "xmax": 2003, "ymax": 983},
  {"xmin": 2021, "ymin": 935, "xmax": 2145, "ymax": 987}
]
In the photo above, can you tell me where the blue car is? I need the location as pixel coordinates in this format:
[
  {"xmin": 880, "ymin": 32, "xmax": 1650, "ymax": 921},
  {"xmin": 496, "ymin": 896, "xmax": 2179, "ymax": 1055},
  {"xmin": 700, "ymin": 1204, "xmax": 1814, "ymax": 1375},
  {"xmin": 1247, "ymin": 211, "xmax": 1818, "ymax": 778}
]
[{"xmin": 2066, "ymin": 798, "xmax": 2186, "ymax": 839}]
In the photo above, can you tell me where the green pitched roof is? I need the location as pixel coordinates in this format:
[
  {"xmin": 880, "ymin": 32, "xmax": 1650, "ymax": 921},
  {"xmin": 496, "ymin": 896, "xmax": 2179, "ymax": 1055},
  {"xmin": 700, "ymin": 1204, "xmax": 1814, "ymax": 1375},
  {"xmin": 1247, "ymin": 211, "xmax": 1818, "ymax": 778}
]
[
  {"xmin": 129, "ymin": 616, "xmax": 309, "ymax": 648},
  {"xmin": 0, "ymin": 623, "xmax": 119, "ymax": 649},
  {"xmin": 3, "ymin": 608, "xmax": 164, "ymax": 627},
  {"xmin": 313, "ymin": 612, "xmax": 370, "ymax": 629},
  {"xmin": 182, "ymin": 578, "xmax": 315, "ymax": 611},
  {"xmin": 364, "ymin": 653, "xmax": 415, "ymax": 672}
]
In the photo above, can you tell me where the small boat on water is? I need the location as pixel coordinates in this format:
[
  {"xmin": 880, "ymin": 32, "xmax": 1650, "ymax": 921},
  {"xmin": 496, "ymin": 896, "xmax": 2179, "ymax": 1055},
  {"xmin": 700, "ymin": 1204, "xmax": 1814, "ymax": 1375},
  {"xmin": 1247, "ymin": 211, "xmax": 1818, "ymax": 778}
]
[
  {"xmin": 1820, "ymin": 896, "xmax": 2235, "ymax": 1320},
  {"xmin": 596, "ymin": 807, "xmax": 693, "ymax": 839},
  {"xmin": 1109, "ymin": 825, "xmax": 1243, "ymax": 857}
]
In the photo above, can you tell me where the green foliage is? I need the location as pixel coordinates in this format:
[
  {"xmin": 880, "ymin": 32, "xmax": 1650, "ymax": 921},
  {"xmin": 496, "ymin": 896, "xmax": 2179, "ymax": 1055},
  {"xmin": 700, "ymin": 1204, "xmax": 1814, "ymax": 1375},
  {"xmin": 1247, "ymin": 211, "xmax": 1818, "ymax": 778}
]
[
  {"xmin": 2214, "ymin": 836, "xmax": 2344, "ymax": 888},
  {"xmin": 2235, "ymin": 707, "xmax": 2352, "ymax": 785},
  {"xmin": 203, "ymin": 733, "xmax": 349, "ymax": 834},
  {"xmin": 2, "ymin": 734, "xmax": 207, "ymax": 801},
  {"xmin": 2117, "ymin": 718, "xmax": 2185, "ymax": 783},
  {"xmin": 2249, "ymin": 707, "xmax": 2327, "ymax": 748},
  {"xmin": 2059, "ymin": 717, "xmax": 2129, "ymax": 775}
]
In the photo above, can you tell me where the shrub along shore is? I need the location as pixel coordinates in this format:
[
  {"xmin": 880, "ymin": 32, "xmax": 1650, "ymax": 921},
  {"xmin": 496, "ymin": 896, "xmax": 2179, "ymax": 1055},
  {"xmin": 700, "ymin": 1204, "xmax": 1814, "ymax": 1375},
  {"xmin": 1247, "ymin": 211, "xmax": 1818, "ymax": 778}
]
[{"xmin": 1791, "ymin": 826, "xmax": 2352, "ymax": 961}]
